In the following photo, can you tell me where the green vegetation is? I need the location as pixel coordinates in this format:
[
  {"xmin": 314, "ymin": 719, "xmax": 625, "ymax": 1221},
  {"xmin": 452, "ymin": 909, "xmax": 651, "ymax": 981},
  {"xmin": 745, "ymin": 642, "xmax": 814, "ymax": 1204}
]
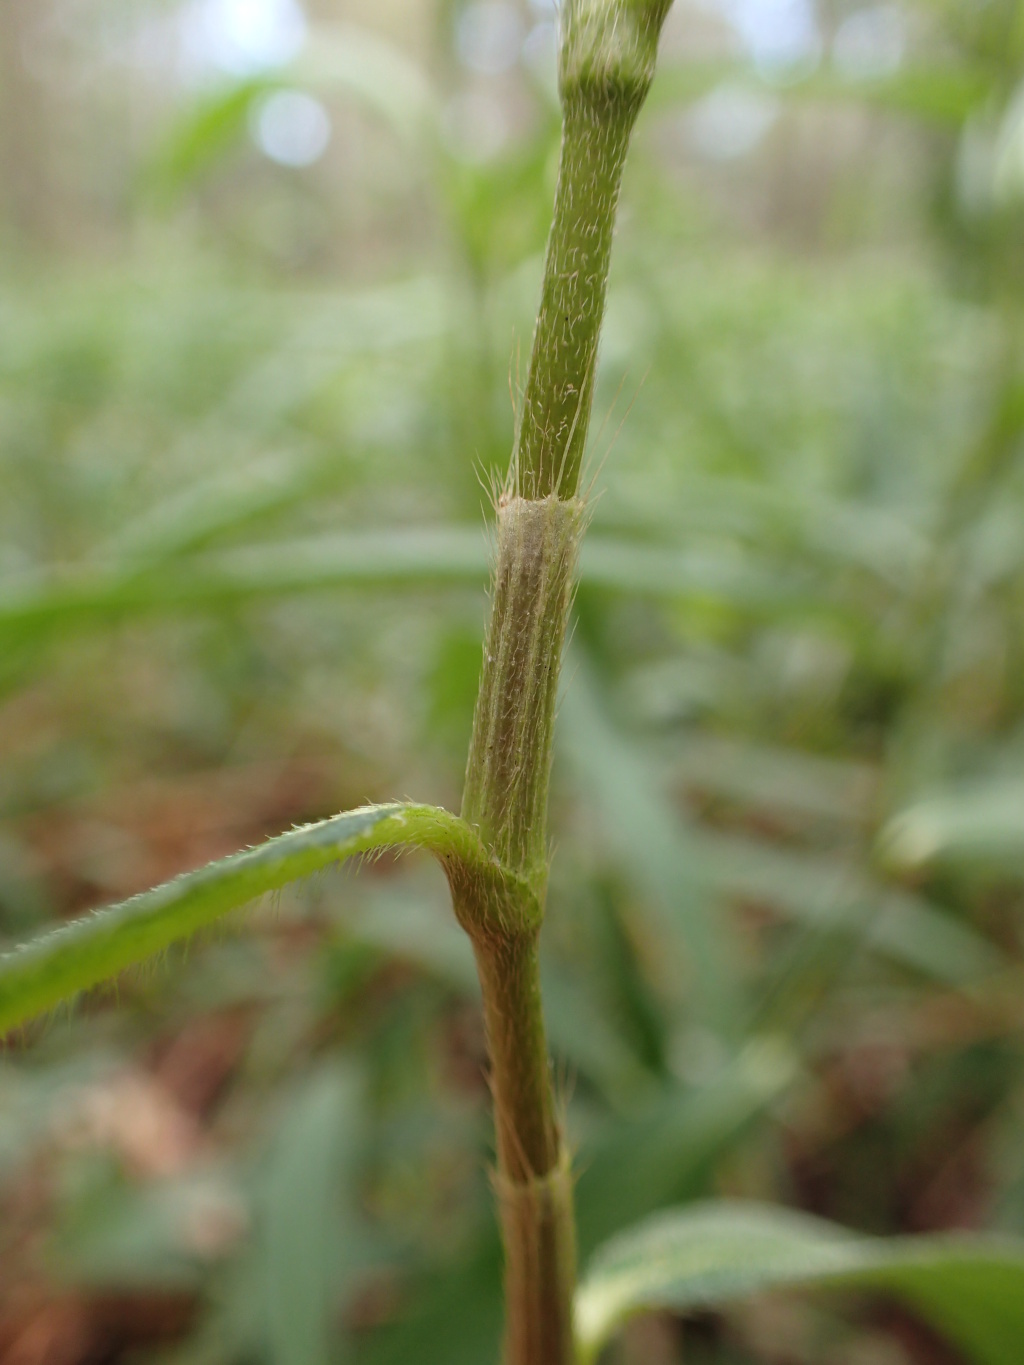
[{"xmin": 2, "ymin": 0, "xmax": 1024, "ymax": 1362}]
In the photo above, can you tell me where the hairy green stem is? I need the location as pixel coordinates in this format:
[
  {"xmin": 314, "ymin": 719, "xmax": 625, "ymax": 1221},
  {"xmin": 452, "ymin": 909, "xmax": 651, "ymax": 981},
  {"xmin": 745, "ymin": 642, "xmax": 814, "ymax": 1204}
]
[
  {"xmin": 517, "ymin": 0, "xmax": 673, "ymax": 501},
  {"xmin": 456, "ymin": 3, "xmax": 673, "ymax": 1361},
  {"xmin": 473, "ymin": 929, "xmax": 556, "ymax": 1180}
]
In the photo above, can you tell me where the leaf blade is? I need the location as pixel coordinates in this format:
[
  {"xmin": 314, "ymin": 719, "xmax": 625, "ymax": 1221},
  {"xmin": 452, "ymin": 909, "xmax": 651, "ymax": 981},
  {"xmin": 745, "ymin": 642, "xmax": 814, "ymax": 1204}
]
[
  {"xmin": 575, "ymin": 1200, "xmax": 1024, "ymax": 1364},
  {"xmin": 0, "ymin": 802, "xmax": 479, "ymax": 1036}
]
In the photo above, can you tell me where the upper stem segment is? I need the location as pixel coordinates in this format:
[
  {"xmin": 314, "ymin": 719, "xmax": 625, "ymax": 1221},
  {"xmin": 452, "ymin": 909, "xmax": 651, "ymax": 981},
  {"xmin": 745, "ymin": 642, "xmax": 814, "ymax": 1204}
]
[{"xmin": 515, "ymin": 0, "xmax": 673, "ymax": 500}]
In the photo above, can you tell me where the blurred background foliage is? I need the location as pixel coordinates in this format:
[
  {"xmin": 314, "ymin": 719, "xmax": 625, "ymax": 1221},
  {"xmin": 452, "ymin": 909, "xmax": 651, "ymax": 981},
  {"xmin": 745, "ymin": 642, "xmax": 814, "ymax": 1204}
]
[{"xmin": 2, "ymin": 0, "xmax": 1024, "ymax": 1362}]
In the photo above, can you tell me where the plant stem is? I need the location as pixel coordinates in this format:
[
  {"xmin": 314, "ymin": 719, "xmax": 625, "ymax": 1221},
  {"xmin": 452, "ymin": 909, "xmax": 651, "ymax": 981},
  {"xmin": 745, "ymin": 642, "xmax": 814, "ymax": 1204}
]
[
  {"xmin": 454, "ymin": 3, "xmax": 673, "ymax": 1361},
  {"xmin": 517, "ymin": 0, "xmax": 674, "ymax": 502}
]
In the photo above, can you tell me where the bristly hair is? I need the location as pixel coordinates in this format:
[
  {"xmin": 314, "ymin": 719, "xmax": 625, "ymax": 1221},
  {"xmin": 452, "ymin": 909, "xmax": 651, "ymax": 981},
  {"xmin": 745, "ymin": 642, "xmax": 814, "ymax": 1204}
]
[{"xmin": 580, "ymin": 366, "xmax": 649, "ymax": 503}]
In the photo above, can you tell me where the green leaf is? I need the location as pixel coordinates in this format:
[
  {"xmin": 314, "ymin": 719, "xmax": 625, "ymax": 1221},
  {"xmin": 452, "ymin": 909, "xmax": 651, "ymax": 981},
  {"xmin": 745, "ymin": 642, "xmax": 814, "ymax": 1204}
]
[
  {"xmin": 357, "ymin": 1242, "xmax": 504, "ymax": 1365},
  {"xmin": 144, "ymin": 26, "xmax": 437, "ymax": 204},
  {"xmin": 540, "ymin": 960, "xmax": 655, "ymax": 1105},
  {"xmin": 671, "ymin": 732, "xmax": 877, "ymax": 828},
  {"xmin": 53, "ymin": 1165, "xmax": 240, "ymax": 1291},
  {"xmin": 0, "ymin": 530, "xmax": 812, "ymax": 642},
  {"xmin": 145, "ymin": 76, "xmax": 277, "ymax": 201},
  {"xmin": 781, "ymin": 64, "xmax": 990, "ymax": 126},
  {"xmin": 579, "ymin": 537, "xmax": 804, "ymax": 609},
  {"xmin": 881, "ymin": 780, "xmax": 1024, "ymax": 875},
  {"xmin": 649, "ymin": 61, "xmax": 990, "ymax": 127},
  {"xmin": 100, "ymin": 451, "xmax": 332, "ymax": 565},
  {"xmin": 0, "ymin": 803, "xmax": 483, "ymax": 1036},
  {"xmin": 574, "ymin": 1040, "xmax": 796, "ymax": 1258},
  {"xmin": 575, "ymin": 1200, "xmax": 1024, "ymax": 1363},
  {"xmin": 697, "ymin": 829, "xmax": 1001, "ymax": 984},
  {"xmin": 558, "ymin": 656, "xmax": 743, "ymax": 1040},
  {"xmin": 261, "ymin": 1063, "xmax": 365, "ymax": 1365},
  {"xmin": 0, "ymin": 529, "xmax": 490, "ymax": 639}
]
